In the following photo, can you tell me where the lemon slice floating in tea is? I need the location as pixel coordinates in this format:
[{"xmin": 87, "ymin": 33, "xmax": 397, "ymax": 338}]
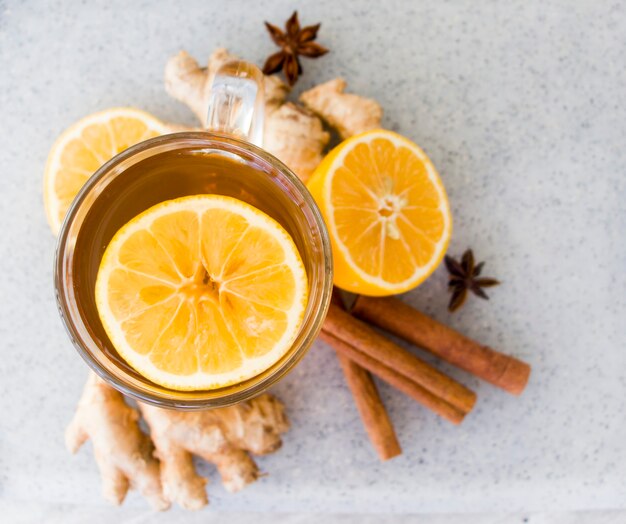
[
  {"xmin": 43, "ymin": 107, "xmax": 168, "ymax": 235},
  {"xmin": 307, "ymin": 129, "xmax": 452, "ymax": 296},
  {"xmin": 95, "ymin": 195, "xmax": 308, "ymax": 391}
]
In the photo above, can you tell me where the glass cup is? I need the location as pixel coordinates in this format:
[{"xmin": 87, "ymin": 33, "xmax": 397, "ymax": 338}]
[{"xmin": 55, "ymin": 61, "xmax": 333, "ymax": 409}]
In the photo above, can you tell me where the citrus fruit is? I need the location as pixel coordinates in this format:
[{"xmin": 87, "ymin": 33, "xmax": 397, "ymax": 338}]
[
  {"xmin": 95, "ymin": 195, "xmax": 308, "ymax": 391},
  {"xmin": 43, "ymin": 108, "xmax": 168, "ymax": 234},
  {"xmin": 307, "ymin": 129, "xmax": 452, "ymax": 296}
]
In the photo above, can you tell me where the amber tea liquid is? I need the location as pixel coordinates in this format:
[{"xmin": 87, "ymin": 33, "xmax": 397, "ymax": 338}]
[{"xmin": 71, "ymin": 145, "xmax": 319, "ymax": 378}]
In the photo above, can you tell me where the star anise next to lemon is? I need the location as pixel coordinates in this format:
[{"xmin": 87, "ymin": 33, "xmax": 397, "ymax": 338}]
[
  {"xmin": 263, "ymin": 11, "xmax": 328, "ymax": 86},
  {"xmin": 444, "ymin": 249, "xmax": 500, "ymax": 312}
]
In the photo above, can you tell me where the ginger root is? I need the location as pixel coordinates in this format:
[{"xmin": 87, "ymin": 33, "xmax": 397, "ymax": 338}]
[
  {"xmin": 165, "ymin": 49, "xmax": 240, "ymax": 123},
  {"xmin": 65, "ymin": 373, "xmax": 169, "ymax": 510},
  {"xmin": 300, "ymin": 78, "xmax": 383, "ymax": 139},
  {"xmin": 164, "ymin": 49, "xmax": 329, "ymax": 181},
  {"xmin": 140, "ymin": 394, "xmax": 289, "ymax": 510},
  {"xmin": 263, "ymin": 101, "xmax": 329, "ymax": 182},
  {"xmin": 67, "ymin": 374, "xmax": 289, "ymax": 510}
]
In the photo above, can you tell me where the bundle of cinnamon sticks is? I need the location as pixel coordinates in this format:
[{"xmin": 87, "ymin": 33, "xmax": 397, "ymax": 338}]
[{"xmin": 321, "ymin": 294, "xmax": 531, "ymax": 461}]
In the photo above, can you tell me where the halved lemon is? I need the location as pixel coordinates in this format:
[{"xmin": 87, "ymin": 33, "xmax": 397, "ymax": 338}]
[
  {"xmin": 307, "ymin": 129, "xmax": 452, "ymax": 296},
  {"xmin": 43, "ymin": 108, "xmax": 169, "ymax": 234},
  {"xmin": 95, "ymin": 195, "xmax": 308, "ymax": 391}
]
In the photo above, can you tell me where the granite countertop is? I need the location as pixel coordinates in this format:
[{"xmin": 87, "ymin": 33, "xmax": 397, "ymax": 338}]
[{"xmin": 1, "ymin": 0, "xmax": 625, "ymax": 521}]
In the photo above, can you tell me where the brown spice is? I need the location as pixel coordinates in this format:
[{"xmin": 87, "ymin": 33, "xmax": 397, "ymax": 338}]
[
  {"xmin": 321, "ymin": 329, "xmax": 468, "ymax": 424},
  {"xmin": 352, "ymin": 295, "xmax": 531, "ymax": 396},
  {"xmin": 330, "ymin": 291, "xmax": 400, "ymax": 460},
  {"xmin": 263, "ymin": 11, "xmax": 329, "ymax": 86},
  {"xmin": 445, "ymin": 249, "xmax": 500, "ymax": 312},
  {"xmin": 322, "ymin": 303, "xmax": 477, "ymax": 422},
  {"xmin": 336, "ymin": 353, "xmax": 402, "ymax": 460}
]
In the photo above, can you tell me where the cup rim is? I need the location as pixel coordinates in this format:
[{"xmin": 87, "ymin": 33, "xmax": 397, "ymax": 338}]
[{"xmin": 55, "ymin": 131, "xmax": 333, "ymax": 409}]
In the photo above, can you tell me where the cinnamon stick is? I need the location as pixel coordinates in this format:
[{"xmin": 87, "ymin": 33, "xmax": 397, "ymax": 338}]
[
  {"xmin": 330, "ymin": 290, "xmax": 401, "ymax": 460},
  {"xmin": 336, "ymin": 353, "xmax": 401, "ymax": 460},
  {"xmin": 323, "ymin": 303, "xmax": 476, "ymax": 416},
  {"xmin": 352, "ymin": 295, "xmax": 531, "ymax": 395},
  {"xmin": 321, "ymin": 329, "xmax": 467, "ymax": 424}
]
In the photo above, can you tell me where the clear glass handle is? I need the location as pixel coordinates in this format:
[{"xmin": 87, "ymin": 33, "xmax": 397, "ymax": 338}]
[{"xmin": 205, "ymin": 60, "xmax": 265, "ymax": 146}]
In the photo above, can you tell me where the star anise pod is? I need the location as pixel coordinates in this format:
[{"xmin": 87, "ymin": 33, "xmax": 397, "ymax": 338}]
[
  {"xmin": 263, "ymin": 11, "xmax": 328, "ymax": 86},
  {"xmin": 444, "ymin": 249, "xmax": 500, "ymax": 312}
]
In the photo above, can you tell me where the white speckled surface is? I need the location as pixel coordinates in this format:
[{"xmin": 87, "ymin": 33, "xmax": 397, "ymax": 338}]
[{"xmin": 1, "ymin": 0, "xmax": 625, "ymax": 519}]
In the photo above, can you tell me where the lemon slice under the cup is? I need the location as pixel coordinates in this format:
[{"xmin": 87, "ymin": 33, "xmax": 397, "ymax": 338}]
[
  {"xmin": 43, "ymin": 107, "xmax": 168, "ymax": 235},
  {"xmin": 95, "ymin": 195, "xmax": 309, "ymax": 391}
]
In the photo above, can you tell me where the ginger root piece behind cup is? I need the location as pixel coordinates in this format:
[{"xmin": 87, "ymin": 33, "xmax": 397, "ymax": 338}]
[{"xmin": 164, "ymin": 49, "xmax": 330, "ymax": 182}]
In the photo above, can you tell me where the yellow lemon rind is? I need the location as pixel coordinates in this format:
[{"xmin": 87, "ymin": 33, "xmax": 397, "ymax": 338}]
[
  {"xmin": 43, "ymin": 107, "xmax": 168, "ymax": 235},
  {"xmin": 309, "ymin": 129, "xmax": 452, "ymax": 296}
]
